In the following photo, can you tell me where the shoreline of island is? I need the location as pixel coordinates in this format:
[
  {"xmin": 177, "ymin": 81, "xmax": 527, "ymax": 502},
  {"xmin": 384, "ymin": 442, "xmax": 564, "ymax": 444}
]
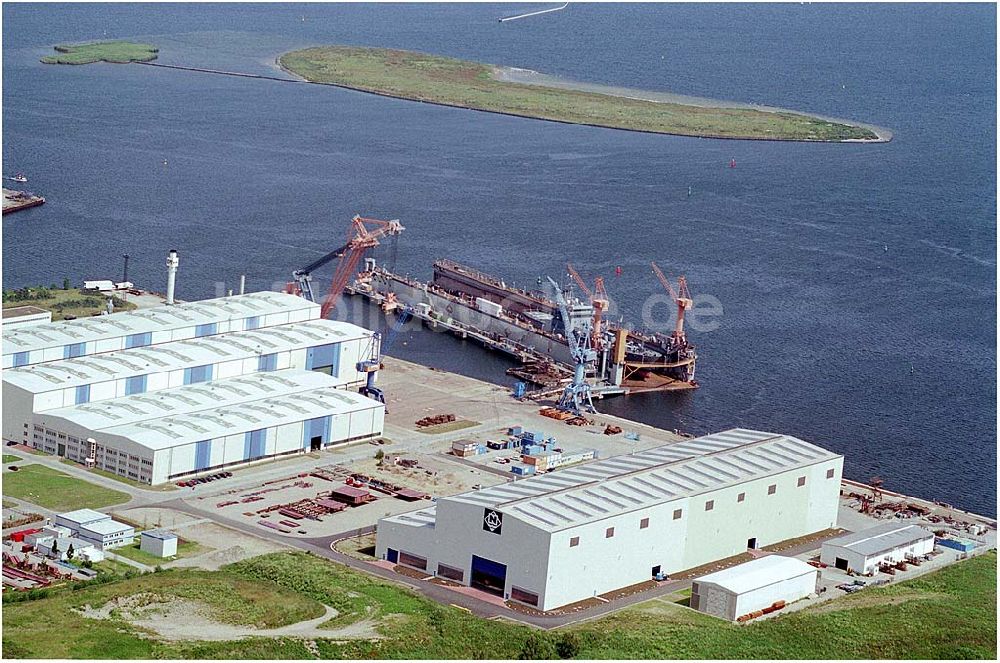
[{"xmin": 276, "ymin": 47, "xmax": 889, "ymax": 143}]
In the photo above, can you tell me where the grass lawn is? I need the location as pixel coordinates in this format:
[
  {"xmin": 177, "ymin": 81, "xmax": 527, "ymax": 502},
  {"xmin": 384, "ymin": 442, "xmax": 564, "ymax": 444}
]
[
  {"xmin": 59, "ymin": 459, "xmax": 175, "ymax": 491},
  {"xmin": 41, "ymin": 41, "xmax": 158, "ymax": 65},
  {"xmin": 279, "ymin": 46, "xmax": 880, "ymax": 142},
  {"xmin": 112, "ymin": 538, "xmax": 211, "ymax": 566},
  {"xmin": 3, "ymin": 454, "xmax": 22, "ymax": 463},
  {"xmin": 2, "ymin": 464, "xmax": 130, "ymax": 511},
  {"xmin": 2, "ymin": 287, "xmax": 136, "ymax": 321},
  {"xmin": 2, "ymin": 550, "xmax": 994, "ymax": 659}
]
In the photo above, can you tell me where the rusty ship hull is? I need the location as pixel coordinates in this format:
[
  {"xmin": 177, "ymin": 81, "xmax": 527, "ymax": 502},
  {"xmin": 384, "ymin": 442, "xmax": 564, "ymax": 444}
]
[{"xmin": 348, "ymin": 259, "xmax": 697, "ymax": 395}]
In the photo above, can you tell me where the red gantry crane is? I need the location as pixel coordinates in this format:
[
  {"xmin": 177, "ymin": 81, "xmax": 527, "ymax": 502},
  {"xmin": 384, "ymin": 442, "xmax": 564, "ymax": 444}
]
[
  {"xmin": 287, "ymin": 215, "xmax": 405, "ymax": 319},
  {"xmin": 566, "ymin": 262, "xmax": 609, "ymax": 350},
  {"xmin": 650, "ymin": 261, "xmax": 693, "ymax": 345}
]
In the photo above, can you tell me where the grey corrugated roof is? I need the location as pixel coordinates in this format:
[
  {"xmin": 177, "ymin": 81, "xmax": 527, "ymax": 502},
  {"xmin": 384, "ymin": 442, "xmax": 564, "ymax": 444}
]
[
  {"xmin": 2, "ymin": 291, "xmax": 318, "ymax": 354},
  {"xmin": 440, "ymin": 429, "xmax": 841, "ymax": 531},
  {"xmin": 38, "ymin": 369, "xmax": 341, "ymax": 431},
  {"xmin": 3, "ymin": 320, "xmax": 369, "ymax": 393},
  {"xmin": 823, "ymin": 522, "xmax": 934, "ymax": 557},
  {"xmin": 103, "ymin": 386, "xmax": 382, "ymax": 451}
]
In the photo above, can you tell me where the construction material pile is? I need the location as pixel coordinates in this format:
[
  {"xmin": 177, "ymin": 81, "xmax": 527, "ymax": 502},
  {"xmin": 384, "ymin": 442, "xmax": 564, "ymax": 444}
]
[{"xmin": 416, "ymin": 413, "xmax": 456, "ymax": 427}]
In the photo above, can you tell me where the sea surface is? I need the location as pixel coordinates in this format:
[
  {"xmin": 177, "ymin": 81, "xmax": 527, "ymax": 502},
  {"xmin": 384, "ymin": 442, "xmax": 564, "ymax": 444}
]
[{"xmin": 3, "ymin": 3, "xmax": 996, "ymax": 515}]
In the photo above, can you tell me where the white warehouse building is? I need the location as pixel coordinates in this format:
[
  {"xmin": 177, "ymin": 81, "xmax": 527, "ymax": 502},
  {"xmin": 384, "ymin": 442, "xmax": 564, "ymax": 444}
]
[
  {"xmin": 29, "ymin": 371, "xmax": 384, "ymax": 484},
  {"xmin": 690, "ymin": 555, "xmax": 818, "ymax": 621},
  {"xmin": 2, "ymin": 292, "xmax": 387, "ymax": 483},
  {"xmin": 376, "ymin": 429, "xmax": 843, "ymax": 611},
  {"xmin": 3, "ymin": 318, "xmax": 376, "ymax": 443},
  {"xmin": 2, "ymin": 291, "xmax": 318, "ymax": 369},
  {"xmin": 820, "ymin": 522, "xmax": 936, "ymax": 575}
]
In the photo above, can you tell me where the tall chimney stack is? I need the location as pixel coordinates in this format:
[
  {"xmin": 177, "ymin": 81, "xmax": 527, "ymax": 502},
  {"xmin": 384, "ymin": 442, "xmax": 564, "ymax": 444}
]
[{"xmin": 166, "ymin": 249, "xmax": 179, "ymax": 305}]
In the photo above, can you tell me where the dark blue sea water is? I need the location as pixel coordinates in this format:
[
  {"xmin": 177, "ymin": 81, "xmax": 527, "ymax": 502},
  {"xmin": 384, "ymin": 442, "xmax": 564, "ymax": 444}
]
[{"xmin": 3, "ymin": 3, "xmax": 996, "ymax": 515}]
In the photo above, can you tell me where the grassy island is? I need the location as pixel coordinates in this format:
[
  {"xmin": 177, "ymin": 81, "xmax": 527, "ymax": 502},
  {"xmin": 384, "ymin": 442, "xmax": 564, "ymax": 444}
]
[
  {"xmin": 279, "ymin": 46, "xmax": 880, "ymax": 142},
  {"xmin": 41, "ymin": 41, "xmax": 158, "ymax": 65}
]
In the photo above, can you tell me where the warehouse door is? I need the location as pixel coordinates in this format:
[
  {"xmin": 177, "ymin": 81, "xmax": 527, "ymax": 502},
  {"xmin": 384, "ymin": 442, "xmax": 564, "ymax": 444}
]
[
  {"xmin": 835, "ymin": 557, "xmax": 849, "ymax": 571},
  {"xmin": 471, "ymin": 555, "xmax": 506, "ymax": 596},
  {"xmin": 747, "ymin": 537, "xmax": 757, "ymax": 550}
]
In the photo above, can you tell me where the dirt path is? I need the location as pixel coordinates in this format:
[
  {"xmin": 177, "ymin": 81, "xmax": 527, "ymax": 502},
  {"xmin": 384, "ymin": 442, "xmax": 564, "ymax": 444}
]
[{"xmin": 76, "ymin": 594, "xmax": 381, "ymax": 641}]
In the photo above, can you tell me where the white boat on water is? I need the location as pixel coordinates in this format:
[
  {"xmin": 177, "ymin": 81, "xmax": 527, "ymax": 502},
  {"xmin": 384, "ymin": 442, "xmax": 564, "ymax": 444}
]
[{"xmin": 7, "ymin": 173, "xmax": 28, "ymax": 183}]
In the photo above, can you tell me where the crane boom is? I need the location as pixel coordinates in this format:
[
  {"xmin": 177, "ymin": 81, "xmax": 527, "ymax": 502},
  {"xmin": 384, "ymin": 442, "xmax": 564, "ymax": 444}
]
[
  {"xmin": 289, "ymin": 215, "xmax": 404, "ymax": 317},
  {"xmin": 650, "ymin": 260, "xmax": 692, "ymax": 342}
]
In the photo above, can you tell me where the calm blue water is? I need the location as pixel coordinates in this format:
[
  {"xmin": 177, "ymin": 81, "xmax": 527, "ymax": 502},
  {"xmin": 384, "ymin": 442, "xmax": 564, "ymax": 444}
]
[{"xmin": 3, "ymin": 3, "xmax": 996, "ymax": 515}]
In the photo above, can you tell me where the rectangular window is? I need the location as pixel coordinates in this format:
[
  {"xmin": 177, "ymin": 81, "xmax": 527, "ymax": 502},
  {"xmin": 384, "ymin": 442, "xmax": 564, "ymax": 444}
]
[
  {"xmin": 768, "ymin": 484, "xmax": 777, "ymax": 495},
  {"xmin": 826, "ymin": 468, "xmax": 836, "ymax": 479},
  {"xmin": 194, "ymin": 323, "xmax": 218, "ymax": 338},
  {"xmin": 183, "ymin": 364, "xmax": 213, "ymax": 385},
  {"xmin": 125, "ymin": 332, "xmax": 152, "ymax": 349},
  {"xmin": 437, "ymin": 563, "xmax": 464, "ymax": 581},
  {"xmin": 673, "ymin": 509, "xmax": 682, "ymax": 520},
  {"xmin": 640, "ymin": 517, "xmax": 649, "ymax": 529},
  {"xmin": 13, "ymin": 351, "xmax": 29, "ymax": 367},
  {"xmin": 510, "ymin": 586, "xmax": 540, "ymax": 607},
  {"xmin": 398, "ymin": 551, "xmax": 427, "ymax": 571},
  {"xmin": 705, "ymin": 500, "xmax": 714, "ymax": 511},
  {"xmin": 569, "ymin": 536, "xmax": 579, "ymax": 547},
  {"xmin": 64, "ymin": 342, "xmax": 86, "ymax": 359},
  {"xmin": 125, "ymin": 374, "xmax": 148, "ymax": 396},
  {"xmin": 257, "ymin": 353, "xmax": 278, "ymax": 372},
  {"xmin": 797, "ymin": 476, "xmax": 806, "ymax": 487},
  {"xmin": 74, "ymin": 384, "xmax": 91, "ymax": 405},
  {"xmin": 737, "ymin": 492, "xmax": 746, "ymax": 503},
  {"xmin": 605, "ymin": 527, "xmax": 615, "ymax": 538},
  {"xmin": 245, "ymin": 316, "xmax": 261, "ymax": 331}
]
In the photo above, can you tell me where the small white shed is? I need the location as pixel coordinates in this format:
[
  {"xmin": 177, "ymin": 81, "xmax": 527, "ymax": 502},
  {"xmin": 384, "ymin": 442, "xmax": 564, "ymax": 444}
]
[
  {"xmin": 820, "ymin": 523, "xmax": 935, "ymax": 575},
  {"xmin": 140, "ymin": 530, "xmax": 178, "ymax": 558},
  {"xmin": 691, "ymin": 555, "xmax": 818, "ymax": 621}
]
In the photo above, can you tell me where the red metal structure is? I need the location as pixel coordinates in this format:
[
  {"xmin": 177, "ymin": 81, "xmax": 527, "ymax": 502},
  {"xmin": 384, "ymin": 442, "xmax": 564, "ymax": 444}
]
[
  {"xmin": 566, "ymin": 262, "xmax": 609, "ymax": 350},
  {"xmin": 287, "ymin": 215, "xmax": 404, "ymax": 318},
  {"xmin": 650, "ymin": 261, "xmax": 693, "ymax": 344}
]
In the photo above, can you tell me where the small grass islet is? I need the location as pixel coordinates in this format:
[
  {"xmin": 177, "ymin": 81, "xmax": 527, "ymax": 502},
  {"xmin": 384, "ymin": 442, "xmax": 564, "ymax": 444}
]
[
  {"xmin": 279, "ymin": 46, "xmax": 881, "ymax": 142},
  {"xmin": 41, "ymin": 41, "xmax": 158, "ymax": 65}
]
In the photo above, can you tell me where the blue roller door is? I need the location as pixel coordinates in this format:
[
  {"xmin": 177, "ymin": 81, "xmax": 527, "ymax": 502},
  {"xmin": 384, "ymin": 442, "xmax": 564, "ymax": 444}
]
[
  {"xmin": 471, "ymin": 555, "xmax": 507, "ymax": 596},
  {"xmin": 305, "ymin": 343, "xmax": 340, "ymax": 376},
  {"xmin": 302, "ymin": 416, "xmax": 331, "ymax": 450},
  {"xmin": 244, "ymin": 429, "xmax": 267, "ymax": 460},
  {"xmin": 195, "ymin": 440, "xmax": 212, "ymax": 470}
]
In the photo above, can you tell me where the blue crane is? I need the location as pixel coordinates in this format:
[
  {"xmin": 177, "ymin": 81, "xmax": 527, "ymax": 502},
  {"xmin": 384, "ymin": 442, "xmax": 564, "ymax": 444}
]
[
  {"xmin": 357, "ymin": 307, "xmax": 412, "ymax": 405},
  {"xmin": 547, "ymin": 277, "xmax": 596, "ymax": 414}
]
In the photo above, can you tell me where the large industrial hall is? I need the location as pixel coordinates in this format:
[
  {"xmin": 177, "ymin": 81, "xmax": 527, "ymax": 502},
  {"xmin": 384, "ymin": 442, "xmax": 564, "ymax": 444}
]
[
  {"xmin": 1, "ymin": 291, "xmax": 386, "ymax": 484},
  {"xmin": 376, "ymin": 428, "xmax": 844, "ymax": 611}
]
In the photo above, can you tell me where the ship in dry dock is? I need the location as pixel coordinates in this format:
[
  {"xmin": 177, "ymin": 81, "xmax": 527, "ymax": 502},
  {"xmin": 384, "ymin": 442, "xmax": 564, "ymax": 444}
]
[{"xmin": 347, "ymin": 257, "xmax": 698, "ymax": 398}]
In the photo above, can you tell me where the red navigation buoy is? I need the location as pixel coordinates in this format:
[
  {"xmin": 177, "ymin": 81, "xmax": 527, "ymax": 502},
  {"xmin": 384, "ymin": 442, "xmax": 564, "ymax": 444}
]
[{"xmin": 729, "ymin": 157, "xmax": 737, "ymax": 168}]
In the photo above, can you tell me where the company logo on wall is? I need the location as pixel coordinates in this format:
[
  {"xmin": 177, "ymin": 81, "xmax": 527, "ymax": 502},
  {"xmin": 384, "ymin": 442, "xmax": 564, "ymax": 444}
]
[{"xmin": 483, "ymin": 508, "xmax": 503, "ymax": 535}]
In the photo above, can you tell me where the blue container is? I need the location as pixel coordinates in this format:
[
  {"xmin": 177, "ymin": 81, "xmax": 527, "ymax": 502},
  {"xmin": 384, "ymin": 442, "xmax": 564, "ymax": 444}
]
[
  {"xmin": 508, "ymin": 426, "xmax": 523, "ymax": 436},
  {"xmin": 511, "ymin": 464, "xmax": 536, "ymax": 476},
  {"xmin": 512, "ymin": 382, "xmax": 526, "ymax": 398},
  {"xmin": 936, "ymin": 537, "xmax": 975, "ymax": 553}
]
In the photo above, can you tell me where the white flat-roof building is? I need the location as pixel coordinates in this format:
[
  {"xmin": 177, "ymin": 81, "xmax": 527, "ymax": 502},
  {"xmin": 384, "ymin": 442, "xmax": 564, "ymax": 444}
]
[
  {"xmin": 77, "ymin": 518, "xmax": 135, "ymax": 550},
  {"xmin": 376, "ymin": 429, "xmax": 843, "ymax": 611},
  {"xmin": 820, "ymin": 523, "xmax": 935, "ymax": 575},
  {"xmin": 36, "ymin": 536, "xmax": 101, "ymax": 562},
  {"xmin": 690, "ymin": 555, "xmax": 818, "ymax": 621},
  {"xmin": 3, "ymin": 319, "xmax": 375, "ymax": 443},
  {"xmin": 2, "ymin": 291, "xmax": 318, "ymax": 369},
  {"xmin": 2, "ymin": 305, "xmax": 52, "ymax": 330},
  {"xmin": 140, "ymin": 530, "xmax": 178, "ymax": 557},
  {"xmin": 54, "ymin": 508, "xmax": 110, "ymax": 532}
]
